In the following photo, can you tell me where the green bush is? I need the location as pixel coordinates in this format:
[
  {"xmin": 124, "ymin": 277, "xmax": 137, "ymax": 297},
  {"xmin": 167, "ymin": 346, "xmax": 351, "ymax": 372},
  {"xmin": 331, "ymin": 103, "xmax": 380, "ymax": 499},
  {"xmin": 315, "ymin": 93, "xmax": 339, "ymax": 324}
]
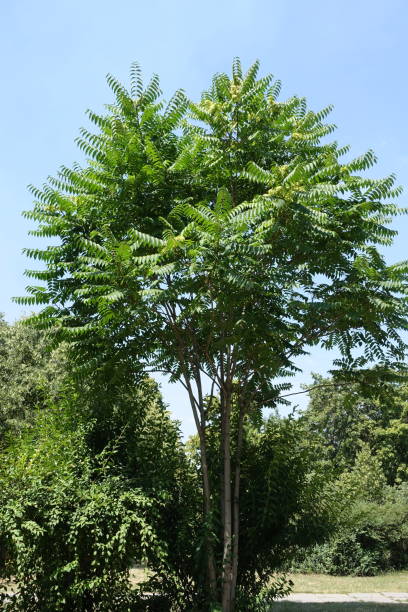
[
  {"xmin": 236, "ymin": 417, "xmax": 336, "ymax": 588},
  {"xmin": 0, "ymin": 374, "xmax": 209, "ymax": 611},
  {"xmin": 188, "ymin": 412, "xmax": 336, "ymax": 603},
  {"xmin": 0, "ymin": 369, "xmax": 338, "ymax": 609},
  {"xmin": 293, "ymin": 490, "xmax": 408, "ymax": 576},
  {"xmin": 294, "ymin": 532, "xmax": 385, "ymax": 576},
  {"xmin": 235, "ymin": 576, "xmax": 294, "ymax": 611},
  {"xmin": 0, "ymin": 411, "xmax": 167, "ymax": 611},
  {"xmin": 65, "ymin": 377, "xmax": 206, "ymax": 610}
]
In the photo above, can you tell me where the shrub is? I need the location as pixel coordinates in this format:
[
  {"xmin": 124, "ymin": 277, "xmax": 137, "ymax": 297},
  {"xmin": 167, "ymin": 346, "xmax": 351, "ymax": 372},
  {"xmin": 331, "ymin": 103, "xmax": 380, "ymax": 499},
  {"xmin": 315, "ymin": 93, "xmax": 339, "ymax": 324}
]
[
  {"xmin": 293, "ymin": 490, "xmax": 408, "ymax": 576},
  {"xmin": 0, "ymin": 410, "xmax": 167, "ymax": 611},
  {"xmin": 65, "ymin": 377, "xmax": 205, "ymax": 610},
  {"xmin": 234, "ymin": 576, "xmax": 294, "ymax": 611},
  {"xmin": 188, "ymin": 412, "xmax": 337, "ymax": 602},
  {"xmin": 294, "ymin": 532, "xmax": 385, "ymax": 576},
  {"xmin": 0, "ymin": 373, "xmax": 339, "ymax": 609}
]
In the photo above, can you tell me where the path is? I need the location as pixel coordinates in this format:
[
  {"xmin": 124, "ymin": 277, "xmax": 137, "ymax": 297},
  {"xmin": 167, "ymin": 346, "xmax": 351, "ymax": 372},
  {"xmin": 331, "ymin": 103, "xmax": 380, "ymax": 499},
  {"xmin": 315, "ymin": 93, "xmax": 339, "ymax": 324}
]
[{"xmin": 283, "ymin": 592, "xmax": 408, "ymax": 604}]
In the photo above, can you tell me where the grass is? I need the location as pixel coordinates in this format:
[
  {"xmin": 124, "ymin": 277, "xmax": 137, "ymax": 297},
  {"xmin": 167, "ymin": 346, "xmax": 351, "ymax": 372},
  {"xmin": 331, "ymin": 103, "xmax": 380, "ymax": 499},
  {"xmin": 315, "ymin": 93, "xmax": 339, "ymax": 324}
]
[
  {"xmin": 273, "ymin": 604, "xmax": 408, "ymax": 611},
  {"xmin": 129, "ymin": 569, "xmax": 408, "ymax": 593},
  {"xmin": 288, "ymin": 571, "xmax": 408, "ymax": 593}
]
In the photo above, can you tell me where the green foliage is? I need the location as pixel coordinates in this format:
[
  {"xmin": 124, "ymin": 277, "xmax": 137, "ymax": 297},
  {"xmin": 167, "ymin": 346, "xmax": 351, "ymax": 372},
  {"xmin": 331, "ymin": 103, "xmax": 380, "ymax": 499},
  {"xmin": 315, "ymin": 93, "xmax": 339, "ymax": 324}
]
[
  {"xmin": 301, "ymin": 374, "xmax": 408, "ymax": 483},
  {"xmin": 335, "ymin": 444, "xmax": 387, "ymax": 503},
  {"xmin": 376, "ymin": 411, "xmax": 408, "ymax": 484},
  {"xmin": 62, "ymin": 375, "xmax": 207, "ymax": 609},
  {"xmin": 297, "ymin": 374, "xmax": 408, "ymax": 578},
  {"xmin": 0, "ymin": 377, "xmax": 203, "ymax": 611},
  {"xmin": 189, "ymin": 411, "xmax": 336, "ymax": 595},
  {"xmin": 18, "ymin": 60, "xmax": 408, "ymax": 389},
  {"xmin": 294, "ymin": 533, "xmax": 385, "ymax": 577},
  {"xmin": 237, "ymin": 417, "xmax": 335, "ymax": 587},
  {"xmin": 0, "ymin": 316, "xmax": 66, "ymax": 441},
  {"xmin": 0, "ymin": 410, "xmax": 164, "ymax": 611},
  {"xmin": 235, "ymin": 575, "xmax": 294, "ymax": 611},
  {"xmin": 292, "ymin": 447, "xmax": 408, "ymax": 576},
  {"xmin": 294, "ymin": 490, "xmax": 408, "ymax": 576}
]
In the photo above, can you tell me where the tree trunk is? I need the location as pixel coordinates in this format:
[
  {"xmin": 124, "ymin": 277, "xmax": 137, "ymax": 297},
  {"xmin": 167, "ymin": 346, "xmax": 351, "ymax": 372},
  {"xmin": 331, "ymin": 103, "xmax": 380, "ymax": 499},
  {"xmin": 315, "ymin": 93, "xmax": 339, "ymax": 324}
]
[
  {"xmin": 198, "ymin": 426, "xmax": 217, "ymax": 598},
  {"xmin": 221, "ymin": 386, "xmax": 233, "ymax": 611},
  {"xmin": 183, "ymin": 373, "xmax": 217, "ymax": 599},
  {"xmin": 231, "ymin": 401, "xmax": 245, "ymax": 606}
]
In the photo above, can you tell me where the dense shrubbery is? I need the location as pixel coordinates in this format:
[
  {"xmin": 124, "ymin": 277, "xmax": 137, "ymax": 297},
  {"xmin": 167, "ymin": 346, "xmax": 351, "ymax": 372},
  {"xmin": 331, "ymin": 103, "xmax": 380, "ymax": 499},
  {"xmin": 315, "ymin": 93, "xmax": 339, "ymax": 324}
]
[
  {"xmin": 187, "ymin": 407, "xmax": 337, "ymax": 605},
  {"xmin": 292, "ymin": 382, "xmax": 408, "ymax": 577},
  {"xmin": 0, "ymin": 407, "xmax": 176, "ymax": 611},
  {"xmin": 233, "ymin": 416, "xmax": 335, "ymax": 591},
  {"xmin": 63, "ymin": 377, "xmax": 208, "ymax": 610},
  {"xmin": 293, "ymin": 490, "xmax": 408, "ymax": 576},
  {"xmin": 0, "ymin": 320, "xmax": 340, "ymax": 610},
  {"xmin": 0, "ymin": 328, "xmax": 205, "ymax": 611},
  {"xmin": 0, "ymin": 391, "xmax": 332, "ymax": 610}
]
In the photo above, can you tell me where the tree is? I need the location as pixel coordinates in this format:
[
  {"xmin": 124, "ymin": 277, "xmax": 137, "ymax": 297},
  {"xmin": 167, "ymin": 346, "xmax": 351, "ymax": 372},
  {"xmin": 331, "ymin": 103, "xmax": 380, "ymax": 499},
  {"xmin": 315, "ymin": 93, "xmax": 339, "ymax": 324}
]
[
  {"xmin": 0, "ymin": 316, "xmax": 66, "ymax": 442},
  {"xmin": 292, "ymin": 443, "xmax": 408, "ymax": 577},
  {"xmin": 293, "ymin": 378, "xmax": 408, "ymax": 577},
  {"xmin": 17, "ymin": 59, "xmax": 408, "ymax": 610},
  {"xmin": 301, "ymin": 374, "xmax": 408, "ymax": 482}
]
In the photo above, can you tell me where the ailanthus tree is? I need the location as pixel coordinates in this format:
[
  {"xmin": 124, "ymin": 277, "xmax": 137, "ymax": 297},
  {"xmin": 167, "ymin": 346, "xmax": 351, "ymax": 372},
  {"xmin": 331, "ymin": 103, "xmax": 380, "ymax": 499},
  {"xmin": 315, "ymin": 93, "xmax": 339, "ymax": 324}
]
[{"xmin": 17, "ymin": 59, "xmax": 408, "ymax": 611}]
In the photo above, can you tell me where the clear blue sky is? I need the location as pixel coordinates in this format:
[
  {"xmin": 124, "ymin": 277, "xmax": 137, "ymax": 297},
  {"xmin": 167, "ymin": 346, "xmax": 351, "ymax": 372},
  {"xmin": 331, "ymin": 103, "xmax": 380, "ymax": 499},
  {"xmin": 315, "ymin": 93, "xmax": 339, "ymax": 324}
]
[{"xmin": 1, "ymin": 0, "xmax": 407, "ymax": 435}]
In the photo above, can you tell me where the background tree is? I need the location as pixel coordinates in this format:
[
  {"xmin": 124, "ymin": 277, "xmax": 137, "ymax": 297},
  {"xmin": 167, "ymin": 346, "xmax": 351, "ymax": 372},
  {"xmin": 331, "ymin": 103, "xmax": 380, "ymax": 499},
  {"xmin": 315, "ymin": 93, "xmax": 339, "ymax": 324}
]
[
  {"xmin": 301, "ymin": 374, "xmax": 408, "ymax": 483},
  {"xmin": 292, "ymin": 442, "xmax": 408, "ymax": 577},
  {"xmin": 291, "ymin": 375, "xmax": 408, "ymax": 577},
  {"xmin": 0, "ymin": 316, "xmax": 66, "ymax": 442},
  {"xmin": 17, "ymin": 59, "xmax": 408, "ymax": 610}
]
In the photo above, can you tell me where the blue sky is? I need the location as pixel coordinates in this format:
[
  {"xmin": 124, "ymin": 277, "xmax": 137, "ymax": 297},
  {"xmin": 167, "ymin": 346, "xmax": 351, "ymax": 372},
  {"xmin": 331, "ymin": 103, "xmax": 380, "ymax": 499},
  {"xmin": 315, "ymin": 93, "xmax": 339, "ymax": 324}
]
[{"xmin": 1, "ymin": 0, "xmax": 407, "ymax": 435}]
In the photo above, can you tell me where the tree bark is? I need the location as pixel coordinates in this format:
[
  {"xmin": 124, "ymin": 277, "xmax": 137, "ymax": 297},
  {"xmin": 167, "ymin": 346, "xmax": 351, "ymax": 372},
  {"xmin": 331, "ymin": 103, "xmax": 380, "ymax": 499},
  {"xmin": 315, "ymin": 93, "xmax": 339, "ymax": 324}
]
[
  {"xmin": 198, "ymin": 425, "xmax": 217, "ymax": 598},
  {"xmin": 221, "ymin": 384, "xmax": 233, "ymax": 611},
  {"xmin": 183, "ymin": 373, "xmax": 217, "ymax": 599},
  {"xmin": 230, "ymin": 400, "xmax": 245, "ymax": 607}
]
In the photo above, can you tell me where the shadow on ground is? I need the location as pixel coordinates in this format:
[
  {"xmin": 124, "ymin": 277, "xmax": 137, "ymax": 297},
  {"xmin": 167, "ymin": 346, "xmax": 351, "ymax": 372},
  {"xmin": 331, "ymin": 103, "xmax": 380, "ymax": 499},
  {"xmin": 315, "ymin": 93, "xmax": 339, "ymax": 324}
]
[{"xmin": 273, "ymin": 604, "xmax": 408, "ymax": 611}]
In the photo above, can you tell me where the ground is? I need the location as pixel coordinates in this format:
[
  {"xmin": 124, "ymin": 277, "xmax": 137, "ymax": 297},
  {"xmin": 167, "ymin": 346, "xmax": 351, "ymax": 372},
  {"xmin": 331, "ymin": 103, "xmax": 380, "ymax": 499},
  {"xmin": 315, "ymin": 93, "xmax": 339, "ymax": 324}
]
[
  {"xmin": 127, "ymin": 570, "xmax": 408, "ymax": 608},
  {"xmin": 274, "ymin": 605, "xmax": 408, "ymax": 611},
  {"xmin": 127, "ymin": 569, "xmax": 408, "ymax": 592},
  {"xmin": 274, "ymin": 572, "xmax": 408, "ymax": 610},
  {"xmin": 3, "ymin": 569, "xmax": 408, "ymax": 608},
  {"xmin": 288, "ymin": 572, "xmax": 408, "ymax": 594}
]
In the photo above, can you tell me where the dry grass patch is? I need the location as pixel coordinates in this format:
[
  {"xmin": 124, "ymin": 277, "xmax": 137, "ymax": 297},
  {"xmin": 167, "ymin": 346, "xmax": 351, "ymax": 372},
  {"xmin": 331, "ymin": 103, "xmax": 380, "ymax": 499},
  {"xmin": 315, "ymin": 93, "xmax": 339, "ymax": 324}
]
[
  {"xmin": 274, "ymin": 604, "xmax": 408, "ymax": 611},
  {"xmin": 288, "ymin": 571, "xmax": 408, "ymax": 593}
]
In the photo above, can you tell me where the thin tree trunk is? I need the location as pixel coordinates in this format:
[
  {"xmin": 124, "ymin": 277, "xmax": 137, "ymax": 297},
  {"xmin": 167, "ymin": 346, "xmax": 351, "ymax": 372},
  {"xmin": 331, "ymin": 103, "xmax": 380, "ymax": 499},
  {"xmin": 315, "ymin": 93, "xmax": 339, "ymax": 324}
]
[
  {"xmin": 198, "ymin": 425, "xmax": 217, "ymax": 598},
  {"xmin": 231, "ymin": 400, "xmax": 246, "ymax": 607},
  {"xmin": 221, "ymin": 385, "xmax": 233, "ymax": 611},
  {"xmin": 183, "ymin": 373, "xmax": 217, "ymax": 598},
  {"xmin": 193, "ymin": 369, "xmax": 218, "ymax": 599}
]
